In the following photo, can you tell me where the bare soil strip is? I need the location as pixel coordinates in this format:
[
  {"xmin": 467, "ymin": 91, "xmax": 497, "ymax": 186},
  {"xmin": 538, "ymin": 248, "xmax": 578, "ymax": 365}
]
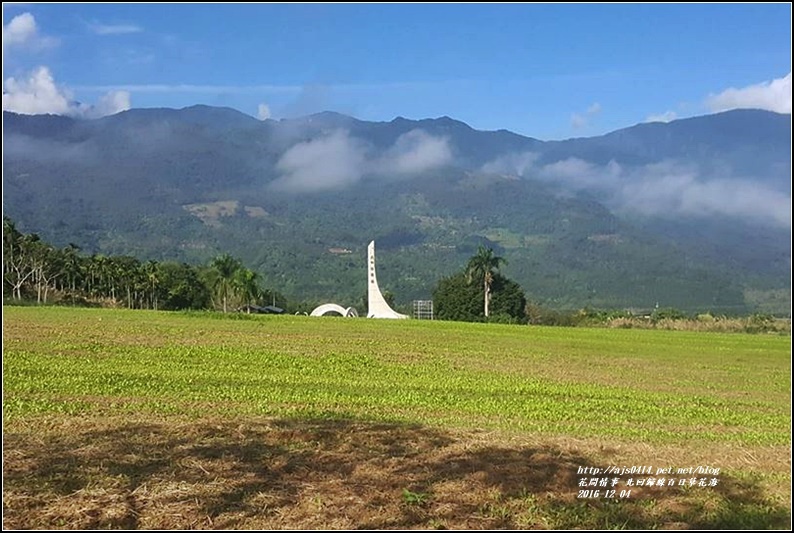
[{"xmin": 3, "ymin": 415, "xmax": 789, "ymax": 530}]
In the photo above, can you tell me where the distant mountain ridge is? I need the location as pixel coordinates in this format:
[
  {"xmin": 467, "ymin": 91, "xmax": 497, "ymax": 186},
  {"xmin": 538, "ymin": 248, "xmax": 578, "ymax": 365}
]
[{"xmin": 3, "ymin": 106, "xmax": 790, "ymax": 313}]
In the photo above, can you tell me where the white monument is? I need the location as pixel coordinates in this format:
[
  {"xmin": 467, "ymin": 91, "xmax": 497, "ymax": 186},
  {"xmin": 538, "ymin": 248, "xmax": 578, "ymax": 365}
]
[
  {"xmin": 310, "ymin": 240, "xmax": 408, "ymax": 319},
  {"xmin": 367, "ymin": 240, "xmax": 408, "ymax": 319}
]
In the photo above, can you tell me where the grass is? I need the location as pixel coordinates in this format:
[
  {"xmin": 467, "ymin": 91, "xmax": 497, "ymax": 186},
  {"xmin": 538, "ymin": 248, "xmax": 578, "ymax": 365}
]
[{"xmin": 3, "ymin": 306, "xmax": 791, "ymax": 529}]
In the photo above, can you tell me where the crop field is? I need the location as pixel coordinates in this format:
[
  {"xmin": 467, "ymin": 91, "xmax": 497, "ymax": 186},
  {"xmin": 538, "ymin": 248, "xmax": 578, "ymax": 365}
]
[{"xmin": 3, "ymin": 306, "xmax": 791, "ymax": 529}]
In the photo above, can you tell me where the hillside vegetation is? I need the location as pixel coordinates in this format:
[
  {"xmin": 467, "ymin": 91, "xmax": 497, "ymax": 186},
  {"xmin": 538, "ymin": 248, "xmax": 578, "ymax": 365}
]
[{"xmin": 4, "ymin": 108, "xmax": 790, "ymax": 313}]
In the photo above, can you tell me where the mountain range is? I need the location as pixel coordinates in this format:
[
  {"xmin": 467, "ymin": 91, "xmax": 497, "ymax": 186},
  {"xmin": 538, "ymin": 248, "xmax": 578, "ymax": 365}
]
[{"xmin": 3, "ymin": 106, "xmax": 791, "ymax": 313}]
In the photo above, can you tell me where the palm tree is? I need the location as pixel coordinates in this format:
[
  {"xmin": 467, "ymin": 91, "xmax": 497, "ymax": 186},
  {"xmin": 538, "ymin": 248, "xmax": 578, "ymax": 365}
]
[
  {"xmin": 3, "ymin": 217, "xmax": 21, "ymax": 289},
  {"xmin": 3, "ymin": 218, "xmax": 27, "ymax": 299},
  {"xmin": 88, "ymin": 254, "xmax": 111, "ymax": 299},
  {"xmin": 209, "ymin": 254, "xmax": 242, "ymax": 312},
  {"xmin": 61, "ymin": 243, "xmax": 83, "ymax": 295},
  {"xmin": 140, "ymin": 259, "xmax": 159, "ymax": 310},
  {"xmin": 233, "ymin": 267, "xmax": 262, "ymax": 312},
  {"xmin": 465, "ymin": 245, "xmax": 507, "ymax": 318}
]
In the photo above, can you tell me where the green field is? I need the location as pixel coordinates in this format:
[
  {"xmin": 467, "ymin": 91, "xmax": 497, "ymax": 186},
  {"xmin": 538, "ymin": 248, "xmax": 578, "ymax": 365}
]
[{"xmin": 3, "ymin": 306, "xmax": 791, "ymax": 529}]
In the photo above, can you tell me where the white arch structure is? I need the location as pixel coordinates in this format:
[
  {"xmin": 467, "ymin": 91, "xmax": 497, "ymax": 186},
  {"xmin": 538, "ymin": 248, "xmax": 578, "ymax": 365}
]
[{"xmin": 310, "ymin": 304, "xmax": 358, "ymax": 317}]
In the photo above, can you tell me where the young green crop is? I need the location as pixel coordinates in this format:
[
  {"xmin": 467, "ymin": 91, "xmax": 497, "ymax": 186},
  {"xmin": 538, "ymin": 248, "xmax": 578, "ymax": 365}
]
[{"xmin": 3, "ymin": 306, "xmax": 790, "ymax": 446}]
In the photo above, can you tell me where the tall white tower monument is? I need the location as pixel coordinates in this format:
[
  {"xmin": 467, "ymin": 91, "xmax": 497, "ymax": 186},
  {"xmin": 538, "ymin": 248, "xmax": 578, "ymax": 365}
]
[{"xmin": 367, "ymin": 241, "xmax": 409, "ymax": 319}]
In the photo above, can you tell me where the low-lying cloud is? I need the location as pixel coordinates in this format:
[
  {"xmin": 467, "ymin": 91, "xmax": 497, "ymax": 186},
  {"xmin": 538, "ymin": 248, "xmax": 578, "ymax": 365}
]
[
  {"xmin": 270, "ymin": 128, "xmax": 452, "ymax": 193},
  {"xmin": 707, "ymin": 73, "xmax": 792, "ymax": 114},
  {"xmin": 2, "ymin": 66, "xmax": 130, "ymax": 118},
  {"xmin": 4, "ymin": 134, "xmax": 98, "ymax": 163},
  {"xmin": 90, "ymin": 90, "xmax": 132, "ymax": 118},
  {"xmin": 482, "ymin": 153, "xmax": 791, "ymax": 228},
  {"xmin": 645, "ymin": 111, "xmax": 677, "ymax": 123},
  {"xmin": 617, "ymin": 168, "xmax": 791, "ymax": 227},
  {"xmin": 257, "ymin": 103, "xmax": 271, "ymax": 120},
  {"xmin": 270, "ymin": 130, "xmax": 367, "ymax": 193},
  {"xmin": 378, "ymin": 129, "xmax": 452, "ymax": 175},
  {"xmin": 481, "ymin": 151, "xmax": 540, "ymax": 176}
]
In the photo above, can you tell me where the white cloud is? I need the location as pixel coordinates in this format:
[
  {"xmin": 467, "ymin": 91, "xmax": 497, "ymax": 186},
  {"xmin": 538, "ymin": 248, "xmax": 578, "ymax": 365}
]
[
  {"xmin": 87, "ymin": 20, "xmax": 143, "ymax": 35},
  {"xmin": 3, "ymin": 12, "xmax": 36, "ymax": 48},
  {"xmin": 480, "ymin": 152, "xmax": 790, "ymax": 228},
  {"xmin": 571, "ymin": 102, "xmax": 602, "ymax": 129},
  {"xmin": 270, "ymin": 128, "xmax": 453, "ymax": 192},
  {"xmin": 4, "ymin": 134, "xmax": 97, "ymax": 162},
  {"xmin": 2, "ymin": 66, "xmax": 71, "ymax": 115},
  {"xmin": 481, "ymin": 151, "xmax": 540, "ymax": 176},
  {"xmin": 2, "ymin": 12, "xmax": 58, "ymax": 52},
  {"xmin": 542, "ymin": 157, "xmax": 599, "ymax": 180},
  {"xmin": 570, "ymin": 112, "xmax": 587, "ymax": 130},
  {"xmin": 616, "ymin": 164, "xmax": 791, "ymax": 227},
  {"xmin": 88, "ymin": 90, "xmax": 131, "ymax": 118},
  {"xmin": 707, "ymin": 73, "xmax": 792, "ymax": 114},
  {"xmin": 2, "ymin": 66, "xmax": 130, "ymax": 118},
  {"xmin": 378, "ymin": 129, "xmax": 452, "ymax": 174},
  {"xmin": 645, "ymin": 111, "xmax": 677, "ymax": 123},
  {"xmin": 257, "ymin": 103, "xmax": 271, "ymax": 120},
  {"xmin": 270, "ymin": 130, "xmax": 367, "ymax": 192}
]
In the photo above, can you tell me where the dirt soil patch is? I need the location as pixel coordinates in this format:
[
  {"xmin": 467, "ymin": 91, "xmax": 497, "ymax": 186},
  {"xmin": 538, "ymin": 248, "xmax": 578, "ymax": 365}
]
[{"xmin": 3, "ymin": 416, "xmax": 790, "ymax": 529}]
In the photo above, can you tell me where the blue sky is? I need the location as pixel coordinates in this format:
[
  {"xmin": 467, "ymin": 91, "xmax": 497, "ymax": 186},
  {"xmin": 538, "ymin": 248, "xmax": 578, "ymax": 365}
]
[{"xmin": 2, "ymin": 3, "xmax": 791, "ymax": 140}]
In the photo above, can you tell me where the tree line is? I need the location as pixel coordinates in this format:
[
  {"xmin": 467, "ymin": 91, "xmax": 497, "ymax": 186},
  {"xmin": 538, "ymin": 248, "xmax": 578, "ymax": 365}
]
[
  {"xmin": 4, "ymin": 216, "xmax": 529, "ymax": 321},
  {"xmin": 3, "ymin": 217, "xmax": 284, "ymax": 312},
  {"xmin": 7, "ymin": 217, "xmax": 770, "ymax": 331}
]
